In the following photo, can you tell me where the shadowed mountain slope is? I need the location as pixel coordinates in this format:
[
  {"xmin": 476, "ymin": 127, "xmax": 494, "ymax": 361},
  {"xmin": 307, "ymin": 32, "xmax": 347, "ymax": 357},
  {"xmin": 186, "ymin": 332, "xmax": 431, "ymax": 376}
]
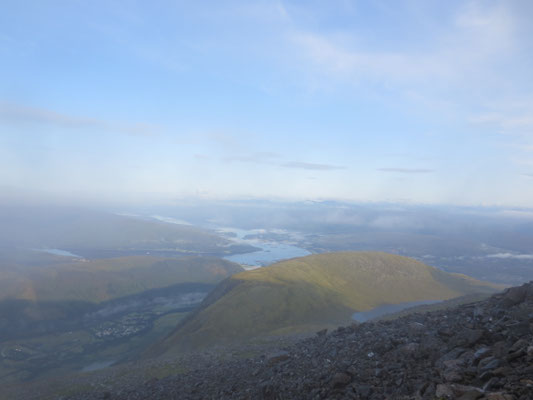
[{"xmin": 54, "ymin": 281, "xmax": 533, "ymax": 400}]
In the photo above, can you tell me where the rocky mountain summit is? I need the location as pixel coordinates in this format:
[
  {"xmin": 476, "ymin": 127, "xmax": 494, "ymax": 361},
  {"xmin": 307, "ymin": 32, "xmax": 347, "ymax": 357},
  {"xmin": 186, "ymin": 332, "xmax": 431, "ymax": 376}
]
[{"xmin": 68, "ymin": 282, "xmax": 533, "ymax": 400}]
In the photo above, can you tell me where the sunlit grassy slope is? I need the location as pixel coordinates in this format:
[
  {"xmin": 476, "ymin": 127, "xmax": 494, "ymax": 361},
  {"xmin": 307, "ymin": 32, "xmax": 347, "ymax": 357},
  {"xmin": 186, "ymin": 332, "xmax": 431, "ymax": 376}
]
[
  {"xmin": 154, "ymin": 252, "xmax": 500, "ymax": 353},
  {"xmin": 0, "ymin": 256, "xmax": 243, "ymax": 303}
]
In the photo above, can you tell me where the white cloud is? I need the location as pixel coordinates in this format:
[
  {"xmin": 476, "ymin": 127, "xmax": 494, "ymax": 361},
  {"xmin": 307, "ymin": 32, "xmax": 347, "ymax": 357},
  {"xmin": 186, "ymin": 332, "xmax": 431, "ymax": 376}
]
[
  {"xmin": 288, "ymin": 1, "xmax": 515, "ymax": 87},
  {"xmin": 231, "ymin": 0, "xmax": 290, "ymax": 22},
  {"xmin": 487, "ymin": 253, "xmax": 533, "ymax": 260},
  {"xmin": 282, "ymin": 0, "xmax": 531, "ymax": 168},
  {"xmin": 469, "ymin": 112, "xmax": 533, "ymax": 133},
  {"xmin": 290, "ymin": 32, "xmax": 448, "ymax": 84},
  {"xmin": 281, "ymin": 161, "xmax": 346, "ymax": 171},
  {"xmin": 378, "ymin": 168, "xmax": 433, "ymax": 174},
  {"xmin": 0, "ymin": 102, "xmax": 160, "ymax": 136},
  {"xmin": 223, "ymin": 152, "xmax": 281, "ymax": 164},
  {"xmin": 469, "ymin": 102, "xmax": 533, "ymax": 154}
]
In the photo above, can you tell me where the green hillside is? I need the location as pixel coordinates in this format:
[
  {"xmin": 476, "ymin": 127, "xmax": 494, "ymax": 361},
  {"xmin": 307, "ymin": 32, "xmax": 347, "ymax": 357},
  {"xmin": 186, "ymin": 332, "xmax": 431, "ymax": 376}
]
[
  {"xmin": 0, "ymin": 256, "xmax": 243, "ymax": 303},
  {"xmin": 153, "ymin": 252, "xmax": 500, "ymax": 354}
]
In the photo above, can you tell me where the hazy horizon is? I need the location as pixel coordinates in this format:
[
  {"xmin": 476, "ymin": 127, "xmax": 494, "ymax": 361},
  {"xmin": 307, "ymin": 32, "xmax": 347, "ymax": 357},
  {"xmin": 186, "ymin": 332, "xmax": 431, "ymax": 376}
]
[
  {"xmin": 3, "ymin": 3, "xmax": 533, "ymax": 394},
  {"xmin": 2, "ymin": 0, "xmax": 533, "ymax": 207}
]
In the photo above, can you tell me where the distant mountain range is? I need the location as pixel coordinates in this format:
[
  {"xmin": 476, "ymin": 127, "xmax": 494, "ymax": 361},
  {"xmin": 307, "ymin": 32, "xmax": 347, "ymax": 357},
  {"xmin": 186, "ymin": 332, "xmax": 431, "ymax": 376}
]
[
  {"xmin": 120, "ymin": 200, "xmax": 533, "ymax": 285},
  {"xmin": 0, "ymin": 205, "xmax": 257, "ymax": 259}
]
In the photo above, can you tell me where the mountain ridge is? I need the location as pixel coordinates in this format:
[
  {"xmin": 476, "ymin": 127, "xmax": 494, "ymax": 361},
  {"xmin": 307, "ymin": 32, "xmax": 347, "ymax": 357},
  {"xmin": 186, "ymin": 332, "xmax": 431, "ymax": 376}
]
[
  {"xmin": 0, "ymin": 255, "xmax": 244, "ymax": 303},
  {"xmin": 151, "ymin": 251, "xmax": 500, "ymax": 355}
]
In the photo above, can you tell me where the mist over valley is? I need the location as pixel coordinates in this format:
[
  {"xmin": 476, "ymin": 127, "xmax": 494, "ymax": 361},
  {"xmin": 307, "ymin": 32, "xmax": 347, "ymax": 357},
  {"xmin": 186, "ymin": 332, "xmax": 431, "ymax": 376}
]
[{"xmin": 2, "ymin": 0, "xmax": 533, "ymax": 398}]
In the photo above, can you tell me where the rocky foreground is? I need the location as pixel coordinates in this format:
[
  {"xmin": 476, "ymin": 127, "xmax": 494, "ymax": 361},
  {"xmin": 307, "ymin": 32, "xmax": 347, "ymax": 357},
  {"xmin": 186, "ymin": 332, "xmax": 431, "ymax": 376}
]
[{"xmin": 69, "ymin": 283, "xmax": 533, "ymax": 400}]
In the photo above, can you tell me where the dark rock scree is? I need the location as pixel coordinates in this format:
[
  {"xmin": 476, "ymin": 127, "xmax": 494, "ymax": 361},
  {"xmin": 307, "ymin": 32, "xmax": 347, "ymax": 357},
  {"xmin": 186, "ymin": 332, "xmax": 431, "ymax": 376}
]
[{"xmin": 70, "ymin": 282, "xmax": 533, "ymax": 399}]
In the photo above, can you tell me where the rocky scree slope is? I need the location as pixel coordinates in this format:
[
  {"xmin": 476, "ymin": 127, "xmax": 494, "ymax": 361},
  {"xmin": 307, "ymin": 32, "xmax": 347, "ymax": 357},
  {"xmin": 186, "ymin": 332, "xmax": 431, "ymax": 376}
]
[{"xmin": 67, "ymin": 281, "xmax": 533, "ymax": 400}]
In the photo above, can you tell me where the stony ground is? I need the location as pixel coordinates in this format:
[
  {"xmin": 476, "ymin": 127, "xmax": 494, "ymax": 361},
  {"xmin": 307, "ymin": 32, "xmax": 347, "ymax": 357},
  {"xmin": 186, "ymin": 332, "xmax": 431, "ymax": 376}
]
[{"xmin": 57, "ymin": 281, "xmax": 533, "ymax": 400}]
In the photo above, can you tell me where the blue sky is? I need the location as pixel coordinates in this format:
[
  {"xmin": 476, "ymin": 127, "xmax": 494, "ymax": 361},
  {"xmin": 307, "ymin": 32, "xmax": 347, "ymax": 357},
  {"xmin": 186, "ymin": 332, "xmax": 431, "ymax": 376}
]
[{"xmin": 1, "ymin": 0, "xmax": 533, "ymax": 206}]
